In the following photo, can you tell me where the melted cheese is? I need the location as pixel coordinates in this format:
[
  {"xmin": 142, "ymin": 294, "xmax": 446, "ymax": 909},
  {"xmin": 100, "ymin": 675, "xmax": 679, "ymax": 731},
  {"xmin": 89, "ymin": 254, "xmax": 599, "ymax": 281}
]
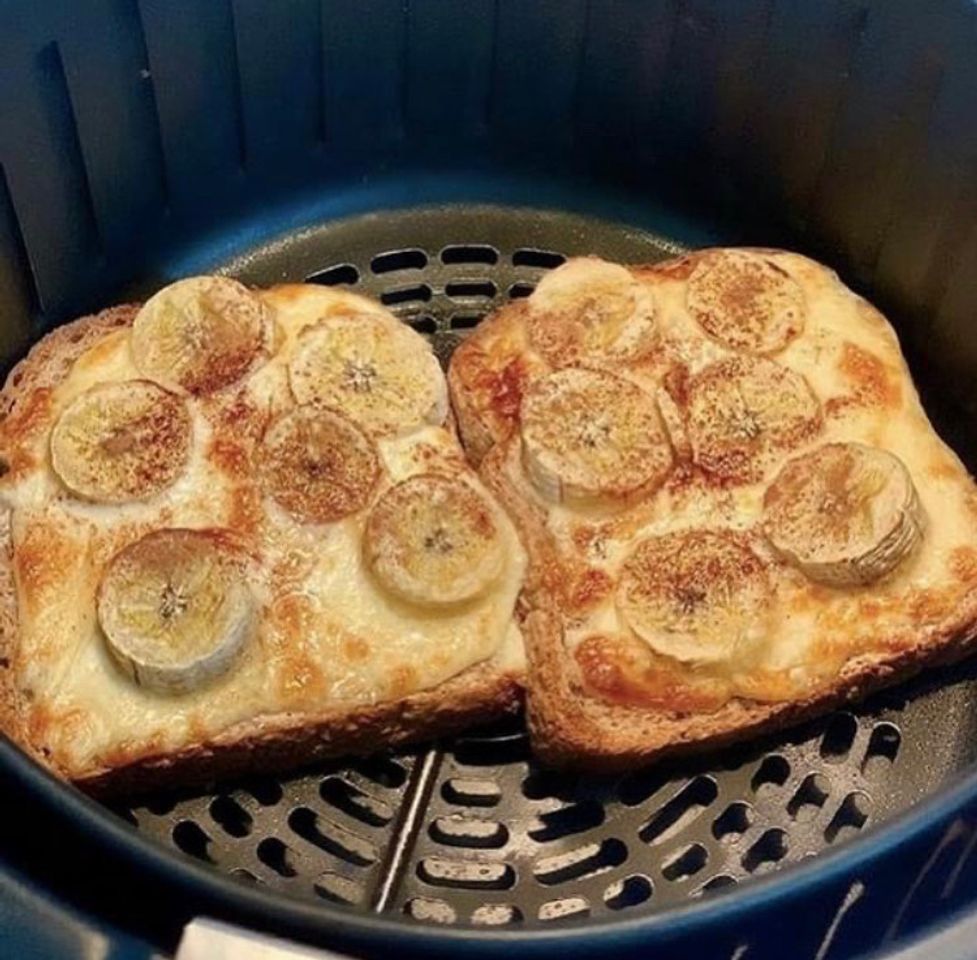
[
  {"xmin": 2, "ymin": 284, "xmax": 525, "ymax": 778},
  {"xmin": 495, "ymin": 252, "xmax": 977, "ymax": 707}
]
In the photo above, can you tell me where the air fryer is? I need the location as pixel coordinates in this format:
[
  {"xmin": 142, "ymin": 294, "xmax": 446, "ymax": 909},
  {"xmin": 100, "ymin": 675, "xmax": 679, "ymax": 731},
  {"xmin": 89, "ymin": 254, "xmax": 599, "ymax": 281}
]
[{"xmin": 4, "ymin": 2, "xmax": 977, "ymax": 959}]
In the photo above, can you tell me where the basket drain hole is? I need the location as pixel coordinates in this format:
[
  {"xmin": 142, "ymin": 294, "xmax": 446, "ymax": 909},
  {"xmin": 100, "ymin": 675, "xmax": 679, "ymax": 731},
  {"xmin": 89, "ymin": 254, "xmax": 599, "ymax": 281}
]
[
  {"xmin": 825, "ymin": 792, "xmax": 869, "ymax": 843},
  {"xmin": 863, "ymin": 722, "xmax": 901, "ymax": 772},
  {"xmin": 405, "ymin": 896, "xmax": 457, "ymax": 923},
  {"xmin": 240, "ymin": 777, "xmax": 284, "ymax": 806},
  {"xmin": 751, "ymin": 755, "xmax": 790, "ymax": 792},
  {"xmin": 371, "ymin": 249, "xmax": 428, "ymax": 274},
  {"xmin": 446, "ymin": 280, "xmax": 497, "ymax": 300},
  {"xmin": 314, "ymin": 871, "xmax": 362, "ymax": 905},
  {"xmin": 172, "ymin": 820, "xmax": 213, "ymax": 862},
  {"xmin": 712, "ymin": 801, "xmax": 754, "ymax": 842},
  {"xmin": 408, "ymin": 316, "xmax": 437, "ymax": 334},
  {"xmin": 209, "ymin": 795, "xmax": 253, "ymax": 838},
  {"xmin": 787, "ymin": 773, "xmax": 830, "ymax": 821},
  {"xmin": 662, "ymin": 843, "xmax": 708, "ymax": 882},
  {"xmin": 697, "ymin": 874, "xmax": 738, "ymax": 897},
  {"xmin": 430, "ymin": 815, "xmax": 509, "ymax": 849},
  {"xmin": 529, "ymin": 800, "xmax": 605, "ymax": 842},
  {"xmin": 820, "ymin": 713, "xmax": 858, "ymax": 762},
  {"xmin": 452, "ymin": 731, "xmax": 529, "ymax": 767},
  {"xmin": 442, "ymin": 777, "xmax": 502, "ymax": 807},
  {"xmin": 320, "ymin": 776, "xmax": 394, "ymax": 827},
  {"xmin": 640, "ymin": 776, "xmax": 718, "ymax": 845},
  {"xmin": 351, "ymin": 755, "xmax": 408, "ymax": 789},
  {"xmin": 441, "ymin": 244, "xmax": 499, "ymax": 265},
  {"xmin": 418, "ymin": 856, "xmax": 516, "ymax": 890},
  {"xmin": 471, "ymin": 903, "xmax": 523, "ymax": 925},
  {"xmin": 534, "ymin": 837, "xmax": 627, "ymax": 885},
  {"xmin": 604, "ymin": 874, "xmax": 653, "ymax": 910},
  {"xmin": 742, "ymin": 829, "xmax": 788, "ymax": 873},
  {"xmin": 288, "ymin": 807, "xmax": 377, "ymax": 866},
  {"xmin": 538, "ymin": 896, "xmax": 590, "ymax": 922},
  {"xmin": 256, "ymin": 837, "xmax": 298, "ymax": 877},
  {"xmin": 512, "ymin": 248, "xmax": 566, "ymax": 269}
]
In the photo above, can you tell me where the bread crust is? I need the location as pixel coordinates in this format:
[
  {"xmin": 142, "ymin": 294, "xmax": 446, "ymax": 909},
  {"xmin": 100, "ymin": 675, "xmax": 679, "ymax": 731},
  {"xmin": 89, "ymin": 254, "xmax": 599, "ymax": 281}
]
[
  {"xmin": 473, "ymin": 250, "xmax": 977, "ymax": 770},
  {"xmin": 0, "ymin": 306, "xmax": 522, "ymax": 797},
  {"xmin": 523, "ymin": 603, "xmax": 977, "ymax": 774}
]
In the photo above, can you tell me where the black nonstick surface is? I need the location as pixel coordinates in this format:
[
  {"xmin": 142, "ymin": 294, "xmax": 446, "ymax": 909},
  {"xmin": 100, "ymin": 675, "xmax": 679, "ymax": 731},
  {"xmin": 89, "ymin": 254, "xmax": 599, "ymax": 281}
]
[{"xmin": 109, "ymin": 205, "xmax": 977, "ymax": 929}]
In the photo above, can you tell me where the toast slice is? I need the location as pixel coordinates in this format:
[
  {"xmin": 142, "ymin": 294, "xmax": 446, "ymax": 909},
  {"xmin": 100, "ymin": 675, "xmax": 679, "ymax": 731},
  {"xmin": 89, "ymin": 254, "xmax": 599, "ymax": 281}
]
[
  {"xmin": 0, "ymin": 282, "xmax": 526, "ymax": 796},
  {"xmin": 455, "ymin": 249, "xmax": 977, "ymax": 772}
]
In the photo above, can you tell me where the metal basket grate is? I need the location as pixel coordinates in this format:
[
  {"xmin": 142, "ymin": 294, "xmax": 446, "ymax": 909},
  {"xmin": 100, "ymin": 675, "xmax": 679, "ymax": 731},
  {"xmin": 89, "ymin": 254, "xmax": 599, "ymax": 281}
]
[{"xmin": 113, "ymin": 206, "xmax": 977, "ymax": 929}]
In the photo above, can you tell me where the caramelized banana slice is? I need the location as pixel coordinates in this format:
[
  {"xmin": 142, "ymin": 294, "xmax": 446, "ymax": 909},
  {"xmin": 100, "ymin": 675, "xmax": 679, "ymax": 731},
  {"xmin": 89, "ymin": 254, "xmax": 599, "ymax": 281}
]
[
  {"xmin": 364, "ymin": 474, "xmax": 505, "ymax": 606},
  {"xmin": 763, "ymin": 442, "xmax": 924, "ymax": 586},
  {"xmin": 526, "ymin": 257, "xmax": 658, "ymax": 367},
  {"xmin": 520, "ymin": 367, "xmax": 673, "ymax": 508},
  {"xmin": 686, "ymin": 354, "xmax": 821, "ymax": 482},
  {"xmin": 687, "ymin": 250, "xmax": 805, "ymax": 354},
  {"xmin": 132, "ymin": 276, "xmax": 272, "ymax": 394},
  {"xmin": 259, "ymin": 406, "xmax": 380, "ymax": 524},
  {"xmin": 288, "ymin": 314, "xmax": 447, "ymax": 436},
  {"xmin": 51, "ymin": 380, "xmax": 192, "ymax": 503},
  {"xmin": 97, "ymin": 529, "xmax": 254, "ymax": 694},
  {"xmin": 617, "ymin": 529, "xmax": 771, "ymax": 665}
]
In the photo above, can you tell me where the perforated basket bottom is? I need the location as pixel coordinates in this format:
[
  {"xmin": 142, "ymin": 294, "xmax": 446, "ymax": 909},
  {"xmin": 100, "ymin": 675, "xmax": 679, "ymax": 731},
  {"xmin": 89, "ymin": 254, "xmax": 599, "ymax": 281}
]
[{"xmin": 113, "ymin": 206, "xmax": 977, "ymax": 929}]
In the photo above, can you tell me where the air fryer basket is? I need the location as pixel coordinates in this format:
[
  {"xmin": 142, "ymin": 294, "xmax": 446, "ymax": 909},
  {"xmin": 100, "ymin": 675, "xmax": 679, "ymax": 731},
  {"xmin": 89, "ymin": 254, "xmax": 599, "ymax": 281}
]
[{"xmin": 5, "ymin": 2, "xmax": 977, "ymax": 958}]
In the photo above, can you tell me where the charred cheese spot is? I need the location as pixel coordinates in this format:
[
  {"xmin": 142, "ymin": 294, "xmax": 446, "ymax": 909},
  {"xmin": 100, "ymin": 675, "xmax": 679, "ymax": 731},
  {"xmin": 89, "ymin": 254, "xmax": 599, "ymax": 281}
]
[
  {"xmin": 342, "ymin": 635, "xmax": 371, "ymax": 662},
  {"xmin": 15, "ymin": 518, "xmax": 90, "ymax": 616},
  {"xmin": 389, "ymin": 664, "xmax": 420, "ymax": 699},
  {"xmin": 574, "ymin": 633, "xmax": 728, "ymax": 712},
  {"xmin": 483, "ymin": 357, "xmax": 530, "ymax": 425},
  {"xmin": 209, "ymin": 437, "xmax": 250, "ymax": 480},
  {"xmin": 566, "ymin": 566, "xmax": 613, "ymax": 613},
  {"xmin": 269, "ymin": 597, "xmax": 327, "ymax": 701},
  {"xmin": 228, "ymin": 484, "xmax": 264, "ymax": 538},
  {"xmin": 829, "ymin": 342, "xmax": 902, "ymax": 414},
  {"xmin": 0, "ymin": 387, "xmax": 54, "ymax": 479},
  {"xmin": 951, "ymin": 546, "xmax": 977, "ymax": 585}
]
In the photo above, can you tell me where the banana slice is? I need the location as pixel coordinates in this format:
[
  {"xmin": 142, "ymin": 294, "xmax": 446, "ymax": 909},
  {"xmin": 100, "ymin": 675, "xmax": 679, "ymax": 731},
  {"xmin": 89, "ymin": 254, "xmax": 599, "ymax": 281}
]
[
  {"xmin": 686, "ymin": 354, "xmax": 821, "ymax": 482},
  {"xmin": 520, "ymin": 367, "xmax": 673, "ymax": 508},
  {"xmin": 526, "ymin": 257, "xmax": 658, "ymax": 367},
  {"xmin": 259, "ymin": 405, "xmax": 380, "ymax": 525},
  {"xmin": 763, "ymin": 442, "xmax": 924, "ymax": 586},
  {"xmin": 617, "ymin": 529, "xmax": 771, "ymax": 665},
  {"xmin": 687, "ymin": 250, "xmax": 805, "ymax": 354},
  {"xmin": 364, "ymin": 474, "xmax": 505, "ymax": 607},
  {"xmin": 97, "ymin": 528, "xmax": 254, "ymax": 694},
  {"xmin": 288, "ymin": 314, "xmax": 447, "ymax": 436},
  {"xmin": 50, "ymin": 380, "xmax": 192, "ymax": 503},
  {"xmin": 132, "ymin": 276, "xmax": 272, "ymax": 395}
]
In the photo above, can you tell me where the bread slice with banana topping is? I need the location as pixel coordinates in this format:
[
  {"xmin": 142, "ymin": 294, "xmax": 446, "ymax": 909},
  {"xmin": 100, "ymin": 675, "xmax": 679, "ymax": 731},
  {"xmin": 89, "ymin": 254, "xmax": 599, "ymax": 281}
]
[
  {"xmin": 0, "ymin": 279, "xmax": 526, "ymax": 795},
  {"xmin": 456, "ymin": 249, "xmax": 977, "ymax": 771}
]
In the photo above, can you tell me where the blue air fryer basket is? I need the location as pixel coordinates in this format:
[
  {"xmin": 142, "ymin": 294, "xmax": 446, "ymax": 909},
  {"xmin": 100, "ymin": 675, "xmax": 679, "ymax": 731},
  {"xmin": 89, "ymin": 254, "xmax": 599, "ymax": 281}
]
[{"xmin": 4, "ymin": 2, "xmax": 977, "ymax": 959}]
